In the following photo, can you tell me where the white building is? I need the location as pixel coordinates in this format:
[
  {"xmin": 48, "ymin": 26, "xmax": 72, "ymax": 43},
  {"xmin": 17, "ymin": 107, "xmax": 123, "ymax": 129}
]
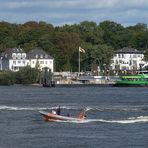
[
  {"xmin": 0, "ymin": 47, "xmax": 54, "ymax": 72},
  {"xmin": 110, "ymin": 47, "xmax": 147, "ymax": 71},
  {"xmin": 27, "ymin": 48, "xmax": 54, "ymax": 72}
]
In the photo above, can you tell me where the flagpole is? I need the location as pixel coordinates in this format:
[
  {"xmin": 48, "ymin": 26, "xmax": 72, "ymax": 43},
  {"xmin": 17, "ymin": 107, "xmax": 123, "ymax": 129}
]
[{"xmin": 78, "ymin": 47, "xmax": 80, "ymax": 75}]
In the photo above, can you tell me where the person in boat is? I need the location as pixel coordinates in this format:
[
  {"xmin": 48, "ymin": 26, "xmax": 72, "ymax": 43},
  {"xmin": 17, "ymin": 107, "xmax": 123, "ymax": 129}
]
[
  {"xmin": 77, "ymin": 109, "xmax": 87, "ymax": 119},
  {"xmin": 51, "ymin": 105, "xmax": 61, "ymax": 115},
  {"xmin": 51, "ymin": 110, "xmax": 57, "ymax": 114},
  {"xmin": 56, "ymin": 105, "xmax": 61, "ymax": 115}
]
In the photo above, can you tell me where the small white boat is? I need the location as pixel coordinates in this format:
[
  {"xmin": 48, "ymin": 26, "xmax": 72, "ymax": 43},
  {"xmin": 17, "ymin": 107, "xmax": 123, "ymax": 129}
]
[{"xmin": 39, "ymin": 110, "xmax": 86, "ymax": 122}]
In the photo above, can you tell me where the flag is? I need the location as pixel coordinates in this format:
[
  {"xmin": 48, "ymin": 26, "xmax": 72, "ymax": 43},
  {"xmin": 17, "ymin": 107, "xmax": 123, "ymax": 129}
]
[{"xmin": 79, "ymin": 46, "xmax": 85, "ymax": 53}]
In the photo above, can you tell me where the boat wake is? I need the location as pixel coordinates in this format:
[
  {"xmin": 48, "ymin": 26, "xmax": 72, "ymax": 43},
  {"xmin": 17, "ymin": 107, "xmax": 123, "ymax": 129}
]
[
  {"xmin": 1, "ymin": 105, "xmax": 148, "ymax": 124},
  {"xmin": 0, "ymin": 105, "xmax": 148, "ymax": 112},
  {"xmin": 55, "ymin": 116, "xmax": 148, "ymax": 124},
  {"xmin": 0, "ymin": 105, "xmax": 52, "ymax": 111}
]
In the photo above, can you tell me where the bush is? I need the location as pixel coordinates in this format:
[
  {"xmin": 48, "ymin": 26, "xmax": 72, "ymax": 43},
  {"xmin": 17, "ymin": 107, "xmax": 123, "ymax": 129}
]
[
  {"xmin": 15, "ymin": 66, "xmax": 40, "ymax": 84},
  {"xmin": 0, "ymin": 71, "xmax": 15, "ymax": 85}
]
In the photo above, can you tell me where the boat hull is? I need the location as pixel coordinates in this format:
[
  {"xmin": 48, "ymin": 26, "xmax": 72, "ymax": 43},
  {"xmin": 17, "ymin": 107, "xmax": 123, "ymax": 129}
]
[
  {"xmin": 114, "ymin": 74, "xmax": 148, "ymax": 87},
  {"xmin": 39, "ymin": 111, "xmax": 84, "ymax": 122}
]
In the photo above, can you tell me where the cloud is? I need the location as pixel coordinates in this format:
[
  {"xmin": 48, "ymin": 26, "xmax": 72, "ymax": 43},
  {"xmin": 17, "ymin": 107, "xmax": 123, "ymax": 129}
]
[
  {"xmin": 1, "ymin": 0, "xmax": 148, "ymax": 10},
  {"xmin": 0, "ymin": 0, "xmax": 148, "ymax": 26}
]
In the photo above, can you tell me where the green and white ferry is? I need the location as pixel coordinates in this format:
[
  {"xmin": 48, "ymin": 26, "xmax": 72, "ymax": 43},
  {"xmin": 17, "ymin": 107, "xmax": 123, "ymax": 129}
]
[{"xmin": 114, "ymin": 71, "xmax": 148, "ymax": 87}]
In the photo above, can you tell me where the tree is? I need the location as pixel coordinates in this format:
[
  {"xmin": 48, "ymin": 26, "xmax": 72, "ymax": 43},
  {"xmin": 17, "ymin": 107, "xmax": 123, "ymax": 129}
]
[
  {"xmin": 53, "ymin": 32, "xmax": 83, "ymax": 71},
  {"xmin": 79, "ymin": 21, "xmax": 104, "ymax": 44},
  {"xmin": 99, "ymin": 21, "xmax": 124, "ymax": 48},
  {"xmin": 144, "ymin": 49, "xmax": 148, "ymax": 61},
  {"xmin": 0, "ymin": 70, "xmax": 15, "ymax": 85},
  {"xmin": 15, "ymin": 66, "xmax": 40, "ymax": 84},
  {"xmin": 90, "ymin": 44, "xmax": 114, "ymax": 71}
]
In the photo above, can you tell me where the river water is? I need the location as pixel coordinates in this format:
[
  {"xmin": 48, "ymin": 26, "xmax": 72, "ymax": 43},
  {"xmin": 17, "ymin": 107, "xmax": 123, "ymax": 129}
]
[{"xmin": 0, "ymin": 85, "xmax": 148, "ymax": 148}]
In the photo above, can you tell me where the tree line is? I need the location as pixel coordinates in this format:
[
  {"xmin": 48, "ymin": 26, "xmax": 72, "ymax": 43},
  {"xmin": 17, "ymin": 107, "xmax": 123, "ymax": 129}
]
[
  {"xmin": 0, "ymin": 66, "xmax": 40, "ymax": 85},
  {"xmin": 0, "ymin": 20, "xmax": 148, "ymax": 72}
]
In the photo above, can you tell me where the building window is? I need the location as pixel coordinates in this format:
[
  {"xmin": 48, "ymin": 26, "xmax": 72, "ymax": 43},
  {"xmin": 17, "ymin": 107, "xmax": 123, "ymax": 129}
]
[
  {"xmin": 45, "ymin": 54, "xmax": 48, "ymax": 58},
  {"xmin": 40, "ymin": 54, "xmax": 43, "ymax": 58},
  {"xmin": 5, "ymin": 54, "xmax": 8, "ymax": 58},
  {"xmin": 22, "ymin": 53, "xmax": 26, "ymax": 59},
  {"xmin": 40, "ymin": 61, "xmax": 44, "ymax": 64},
  {"xmin": 45, "ymin": 61, "xmax": 48, "ymax": 64},
  {"xmin": 12, "ymin": 53, "xmax": 16, "ymax": 59},
  {"xmin": 32, "ymin": 61, "xmax": 35, "ymax": 64},
  {"xmin": 17, "ymin": 53, "xmax": 21, "ymax": 59},
  {"xmin": 14, "ymin": 67, "xmax": 18, "ymax": 70},
  {"xmin": 18, "ymin": 60, "xmax": 21, "ymax": 64},
  {"xmin": 36, "ymin": 54, "xmax": 38, "ymax": 59},
  {"xmin": 13, "ymin": 60, "xmax": 16, "ymax": 65}
]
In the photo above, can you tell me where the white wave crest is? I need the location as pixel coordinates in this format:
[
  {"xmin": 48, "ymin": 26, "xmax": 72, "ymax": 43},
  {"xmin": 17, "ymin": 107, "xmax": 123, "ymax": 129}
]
[
  {"xmin": 0, "ymin": 105, "xmax": 52, "ymax": 111},
  {"xmin": 88, "ymin": 116, "xmax": 148, "ymax": 124},
  {"xmin": 54, "ymin": 116, "xmax": 148, "ymax": 124}
]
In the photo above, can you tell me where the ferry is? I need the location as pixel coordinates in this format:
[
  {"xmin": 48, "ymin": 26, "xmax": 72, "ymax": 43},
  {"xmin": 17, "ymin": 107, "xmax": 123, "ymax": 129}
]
[{"xmin": 114, "ymin": 72, "xmax": 148, "ymax": 87}]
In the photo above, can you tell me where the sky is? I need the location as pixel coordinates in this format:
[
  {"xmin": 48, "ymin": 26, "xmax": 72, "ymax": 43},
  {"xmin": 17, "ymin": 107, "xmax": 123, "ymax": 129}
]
[{"xmin": 0, "ymin": 0, "xmax": 148, "ymax": 27}]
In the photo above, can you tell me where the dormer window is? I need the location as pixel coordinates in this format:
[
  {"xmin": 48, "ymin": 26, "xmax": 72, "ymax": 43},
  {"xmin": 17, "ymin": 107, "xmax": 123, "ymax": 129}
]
[
  {"xmin": 17, "ymin": 53, "xmax": 21, "ymax": 59},
  {"xmin": 12, "ymin": 53, "xmax": 16, "ymax": 59},
  {"xmin": 40, "ymin": 54, "xmax": 43, "ymax": 58},
  {"xmin": 36, "ymin": 54, "xmax": 38, "ymax": 59},
  {"xmin": 45, "ymin": 54, "xmax": 48, "ymax": 58},
  {"xmin": 22, "ymin": 53, "xmax": 26, "ymax": 59},
  {"xmin": 5, "ymin": 54, "xmax": 8, "ymax": 58}
]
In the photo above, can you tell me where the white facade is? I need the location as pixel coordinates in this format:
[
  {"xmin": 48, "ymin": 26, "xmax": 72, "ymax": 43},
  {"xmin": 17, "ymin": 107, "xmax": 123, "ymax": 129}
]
[
  {"xmin": 0, "ymin": 48, "xmax": 54, "ymax": 72},
  {"xmin": 8, "ymin": 53, "xmax": 29, "ymax": 71},
  {"xmin": 110, "ymin": 47, "xmax": 147, "ymax": 71},
  {"xmin": 29, "ymin": 59, "xmax": 53, "ymax": 72}
]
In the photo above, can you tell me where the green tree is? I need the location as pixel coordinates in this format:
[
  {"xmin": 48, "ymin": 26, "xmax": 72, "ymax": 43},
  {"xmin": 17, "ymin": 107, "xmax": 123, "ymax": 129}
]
[
  {"xmin": 79, "ymin": 21, "xmax": 104, "ymax": 44},
  {"xmin": 0, "ymin": 70, "xmax": 15, "ymax": 85},
  {"xmin": 91, "ymin": 44, "xmax": 114, "ymax": 71},
  {"xmin": 54, "ymin": 32, "xmax": 83, "ymax": 71},
  {"xmin": 100, "ymin": 21, "xmax": 124, "ymax": 49},
  {"xmin": 15, "ymin": 66, "xmax": 40, "ymax": 84}
]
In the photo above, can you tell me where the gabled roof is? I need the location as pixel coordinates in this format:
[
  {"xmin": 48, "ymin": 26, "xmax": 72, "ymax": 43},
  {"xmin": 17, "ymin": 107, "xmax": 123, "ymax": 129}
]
[
  {"xmin": 27, "ymin": 48, "xmax": 53, "ymax": 59},
  {"xmin": 1, "ymin": 47, "xmax": 25, "ymax": 59},
  {"xmin": 114, "ymin": 47, "xmax": 143, "ymax": 54}
]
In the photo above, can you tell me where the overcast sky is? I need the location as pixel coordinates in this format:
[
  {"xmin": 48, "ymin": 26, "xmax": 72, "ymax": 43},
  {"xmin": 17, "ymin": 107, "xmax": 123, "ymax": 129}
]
[{"xmin": 0, "ymin": 0, "xmax": 148, "ymax": 27}]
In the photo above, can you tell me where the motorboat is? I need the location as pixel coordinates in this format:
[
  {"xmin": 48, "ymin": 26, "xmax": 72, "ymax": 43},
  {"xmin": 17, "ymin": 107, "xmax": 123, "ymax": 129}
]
[{"xmin": 39, "ymin": 110, "xmax": 86, "ymax": 122}]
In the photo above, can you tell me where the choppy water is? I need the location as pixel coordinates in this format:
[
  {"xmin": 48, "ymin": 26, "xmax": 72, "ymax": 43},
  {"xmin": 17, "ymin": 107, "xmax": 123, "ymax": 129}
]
[{"xmin": 0, "ymin": 85, "xmax": 148, "ymax": 148}]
